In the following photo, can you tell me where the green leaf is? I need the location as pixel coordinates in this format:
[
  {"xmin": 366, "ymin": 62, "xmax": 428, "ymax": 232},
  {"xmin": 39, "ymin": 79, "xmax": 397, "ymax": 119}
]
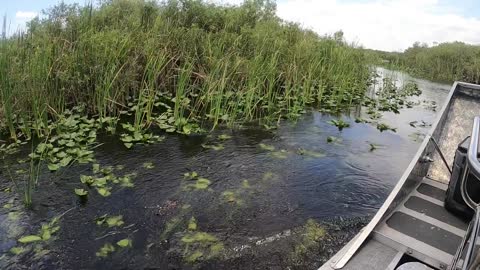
[
  {"xmin": 56, "ymin": 151, "xmax": 67, "ymax": 158},
  {"xmin": 41, "ymin": 230, "xmax": 51, "ymax": 241},
  {"xmin": 18, "ymin": 235, "xmax": 42, "ymax": 243},
  {"xmin": 60, "ymin": 156, "xmax": 73, "ymax": 166},
  {"xmin": 124, "ymin": 143, "xmax": 133, "ymax": 149},
  {"xmin": 106, "ymin": 215, "xmax": 124, "ymax": 227},
  {"xmin": 121, "ymin": 135, "xmax": 133, "ymax": 143},
  {"xmin": 182, "ymin": 125, "xmax": 192, "ymax": 135},
  {"xmin": 96, "ymin": 187, "xmax": 111, "ymax": 197},
  {"xmin": 92, "ymin": 163, "xmax": 100, "ymax": 174},
  {"xmin": 74, "ymin": 188, "xmax": 88, "ymax": 196},
  {"xmin": 80, "ymin": 175, "xmax": 95, "ymax": 186},
  {"xmin": 116, "ymin": 238, "xmax": 132, "ymax": 248},
  {"xmin": 66, "ymin": 141, "xmax": 75, "ymax": 147},
  {"xmin": 48, "ymin": 163, "xmax": 60, "ymax": 171}
]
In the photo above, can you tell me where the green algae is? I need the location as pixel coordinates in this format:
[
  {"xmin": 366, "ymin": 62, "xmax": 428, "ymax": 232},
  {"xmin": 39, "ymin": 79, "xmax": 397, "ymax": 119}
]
[
  {"xmin": 188, "ymin": 217, "xmax": 198, "ymax": 231},
  {"xmin": 290, "ymin": 219, "xmax": 326, "ymax": 264},
  {"xmin": 181, "ymin": 231, "xmax": 224, "ymax": 264}
]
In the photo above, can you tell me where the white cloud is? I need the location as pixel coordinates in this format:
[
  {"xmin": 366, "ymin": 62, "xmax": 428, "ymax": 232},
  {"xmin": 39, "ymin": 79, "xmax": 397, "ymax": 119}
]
[
  {"xmin": 8, "ymin": 11, "xmax": 38, "ymax": 34},
  {"xmin": 275, "ymin": 0, "xmax": 480, "ymax": 51},
  {"xmin": 15, "ymin": 11, "xmax": 38, "ymax": 20}
]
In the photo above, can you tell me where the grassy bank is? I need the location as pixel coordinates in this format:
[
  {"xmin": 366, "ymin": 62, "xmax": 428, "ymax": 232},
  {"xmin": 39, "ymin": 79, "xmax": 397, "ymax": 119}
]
[
  {"xmin": 367, "ymin": 42, "xmax": 480, "ymax": 84},
  {"xmin": 0, "ymin": 0, "xmax": 372, "ymax": 141}
]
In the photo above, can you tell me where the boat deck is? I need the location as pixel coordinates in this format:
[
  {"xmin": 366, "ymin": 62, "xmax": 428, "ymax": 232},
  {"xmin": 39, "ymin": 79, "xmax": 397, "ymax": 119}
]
[{"xmin": 374, "ymin": 177, "xmax": 469, "ymax": 268}]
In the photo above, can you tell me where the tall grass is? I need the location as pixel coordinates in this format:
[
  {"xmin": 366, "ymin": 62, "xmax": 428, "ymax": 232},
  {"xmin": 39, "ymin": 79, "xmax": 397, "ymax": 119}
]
[{"xmin": 0, "ymin": 0, "xmax": 372, "ymax": 139}]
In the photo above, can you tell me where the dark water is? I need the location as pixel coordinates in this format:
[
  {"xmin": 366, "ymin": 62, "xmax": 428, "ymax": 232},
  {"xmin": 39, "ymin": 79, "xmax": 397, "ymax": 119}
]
[{"xmin": 0, "ymin": 69, "xmax": 450, "ymax": 269}]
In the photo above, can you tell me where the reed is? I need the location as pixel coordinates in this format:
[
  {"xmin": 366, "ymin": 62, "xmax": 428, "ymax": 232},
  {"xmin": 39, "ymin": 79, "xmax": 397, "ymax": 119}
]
[{"xmin": 0, "ymin": 0, "xmax": 372, "ymax": 139}]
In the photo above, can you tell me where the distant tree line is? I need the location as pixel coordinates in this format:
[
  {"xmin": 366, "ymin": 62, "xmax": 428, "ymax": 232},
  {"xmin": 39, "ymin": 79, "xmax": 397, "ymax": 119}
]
[{"xmin": 366, "ymin": 41, "xmax": 480, "ymax": 84}]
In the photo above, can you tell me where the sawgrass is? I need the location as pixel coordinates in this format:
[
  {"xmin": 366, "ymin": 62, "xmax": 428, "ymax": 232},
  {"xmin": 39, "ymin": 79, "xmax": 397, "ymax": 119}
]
[{"xmin": 0, "ymin": 0, "xmax": 372, "ymax": 139}]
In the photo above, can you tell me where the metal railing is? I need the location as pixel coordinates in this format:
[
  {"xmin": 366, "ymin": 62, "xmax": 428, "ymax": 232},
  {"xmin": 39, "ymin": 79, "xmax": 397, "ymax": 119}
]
[{"xmin": 450, "ymin": 116, "xmax": 480, "ymax": 270}]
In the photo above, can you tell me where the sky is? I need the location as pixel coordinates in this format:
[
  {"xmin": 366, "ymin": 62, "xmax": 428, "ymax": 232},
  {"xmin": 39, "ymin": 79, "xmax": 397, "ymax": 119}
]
[{"xmin": 2, "ymin": 0, "xmax": 480, "ymax": 52}]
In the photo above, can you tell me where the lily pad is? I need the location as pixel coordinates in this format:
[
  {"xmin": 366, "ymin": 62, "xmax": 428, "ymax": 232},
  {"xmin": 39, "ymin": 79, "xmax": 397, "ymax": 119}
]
[
  {"xmin": 117, "ymin": 238, "xmax": 132, "ymax": 248},
  {"xmin": 74, "ymin": 188, "xmax": 88, "ymax": 196}
]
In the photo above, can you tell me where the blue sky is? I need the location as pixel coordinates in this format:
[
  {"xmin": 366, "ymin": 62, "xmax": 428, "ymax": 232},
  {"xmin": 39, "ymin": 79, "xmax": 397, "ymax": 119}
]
[{"xmin": 2, "ymin": 0, "xmax": 480, "ymax": 51}]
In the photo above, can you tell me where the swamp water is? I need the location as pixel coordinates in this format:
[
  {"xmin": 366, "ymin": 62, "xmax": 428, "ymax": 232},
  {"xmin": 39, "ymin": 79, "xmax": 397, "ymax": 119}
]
[{"xmin": 0, "ymin": 69, "xmax": 450, "ymax": 269}]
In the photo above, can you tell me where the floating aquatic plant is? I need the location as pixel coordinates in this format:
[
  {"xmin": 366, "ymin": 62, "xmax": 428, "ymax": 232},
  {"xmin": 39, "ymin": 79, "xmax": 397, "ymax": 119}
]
[
  {"xmin": 117, "ymin": 238, "xmax": 132, "ymax": 248},
  {"xmin": 120, "ymin": 123, "xmax": 164, "ymax": 149},
  {"xmin": 14, "ymin": 215, "xmax": 61, "ymax": 256},
  {"xmin": 201, "ymin": 143, "xmax": 225, "ymax": 151},
  {"xmin": 259, "ymin": 143, "xmax": 275, "ymax": 151},
  {"xmin": 368, "ymin": 142, "xmax": 384, "ymax": 152},
  {"xmin": 182, "ymin": 171, "xmax": 212, "ymax": 190},
  {"xmin": 74, "ymin": 188, "xmax": 88, "ymax": 197},
  {"xmin": 326, "ymin": 136, "xmax": 342, "ymax": 145},
  {"xmin": 377, "ymin": 123, "xmax": 397, "ymax": 132},
  {"xmin": 328, "ymin": 119, "xmax": 350, "ymax": 131},
  {"xmin": 217, "ymin": 134, "xmax": 232, "ymax": 140},
  {"xmin": 30, "ymin": 110, "xmax": 100, "ymax": 172},
  {"xmin": 96, "ymin": 243, "xmax": 115, "ymax": 258},
  {"xmin": 143, "ymin": 162, "xmax": 155, "ymax": 169},
  {"xmin": 355, "ymin": 118, "xmax": 370, "ymax": 124},
  {"xmin": 270, "ymin": 150, "xmax": 289, "ymax": 159},
  {"xmin": 192, "ymin": 178, "xmax": 211, "ymax": 190},
  {"xmin": 79, "ymin": 164, "xmax": 135, "ymax": 197},
  {"xmin": 96, "ymin": 215, "xmax": 125, "ymax": 228},
  {"xmin": 296, "ymin": 148, "xmax": 326, "ymax": 158},
  {"xmin": 183, "ymin": 171, "xmax": 198, "ymax": 180}
]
